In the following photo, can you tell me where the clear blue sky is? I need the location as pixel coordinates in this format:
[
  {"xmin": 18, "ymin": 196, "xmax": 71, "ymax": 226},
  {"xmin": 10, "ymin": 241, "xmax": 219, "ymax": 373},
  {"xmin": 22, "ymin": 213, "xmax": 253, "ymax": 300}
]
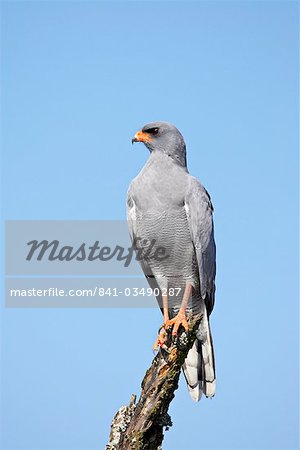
[{"xmin": 1, "ymin": 1, "xmax": 298, "ymax": 449}]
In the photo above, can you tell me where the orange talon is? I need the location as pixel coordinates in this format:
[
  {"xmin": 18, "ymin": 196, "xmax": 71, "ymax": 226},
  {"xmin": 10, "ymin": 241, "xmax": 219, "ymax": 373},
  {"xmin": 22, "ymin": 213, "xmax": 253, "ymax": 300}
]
[
  {"xmin": 153, "ymin": 326, "xmax": 167, "ymax": 352},
  {"xmin": 153, "ymin": 284, "xmax": 192, "ymax": 350},
  {"xmin": 165, "ymin": 311, "xmax": 189, "ymax": 336}
]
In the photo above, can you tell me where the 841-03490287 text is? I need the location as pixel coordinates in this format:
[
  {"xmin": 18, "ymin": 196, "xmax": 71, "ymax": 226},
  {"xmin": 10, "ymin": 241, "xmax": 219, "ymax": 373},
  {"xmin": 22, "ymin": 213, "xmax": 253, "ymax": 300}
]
[{"xmin": 8, "ymin": 287, "xmax": 183, "ymax": 298}]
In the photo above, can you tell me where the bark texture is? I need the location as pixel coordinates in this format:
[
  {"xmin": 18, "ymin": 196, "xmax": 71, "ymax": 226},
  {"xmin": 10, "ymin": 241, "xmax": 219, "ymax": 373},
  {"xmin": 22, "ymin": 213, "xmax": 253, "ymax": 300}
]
[{"xmin": 106, "ymin": 314, "xmax": 201, "ymax": 450}]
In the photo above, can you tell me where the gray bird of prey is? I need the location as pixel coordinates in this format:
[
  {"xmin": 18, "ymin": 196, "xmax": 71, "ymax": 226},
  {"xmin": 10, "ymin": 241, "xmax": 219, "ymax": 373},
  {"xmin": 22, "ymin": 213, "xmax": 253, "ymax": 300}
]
[{"xmin": 127, "ymin": 122, "xmax": 216, "ymax": 401}]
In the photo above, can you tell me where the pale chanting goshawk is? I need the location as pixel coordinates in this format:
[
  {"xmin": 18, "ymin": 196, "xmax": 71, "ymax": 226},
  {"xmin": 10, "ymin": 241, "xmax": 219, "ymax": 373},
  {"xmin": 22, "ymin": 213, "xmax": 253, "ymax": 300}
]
[{"xmin": 127, "ymin": 122, "xmax": 216, "ymax": 401}]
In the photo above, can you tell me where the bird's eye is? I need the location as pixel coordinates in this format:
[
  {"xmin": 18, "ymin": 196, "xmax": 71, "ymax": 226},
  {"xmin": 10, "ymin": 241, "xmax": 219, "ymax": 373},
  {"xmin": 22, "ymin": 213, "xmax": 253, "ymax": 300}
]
[{"xmin": 146, "ymin": 127, "xmax": 159, "ymax": 135}]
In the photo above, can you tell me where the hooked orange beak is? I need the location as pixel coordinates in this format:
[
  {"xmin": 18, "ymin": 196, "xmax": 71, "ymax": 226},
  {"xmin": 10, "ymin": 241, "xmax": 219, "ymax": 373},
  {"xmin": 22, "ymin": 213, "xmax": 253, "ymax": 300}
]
[{"xmin": 131, "ymin": 130, "xmax": 153, "ymax": 144}]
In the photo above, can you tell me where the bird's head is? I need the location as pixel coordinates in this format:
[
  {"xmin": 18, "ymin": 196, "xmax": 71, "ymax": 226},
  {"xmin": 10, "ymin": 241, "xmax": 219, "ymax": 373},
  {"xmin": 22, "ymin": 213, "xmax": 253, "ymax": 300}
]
[{"xmin": 132, "ymin": 121, "xmax": 187, "ymax": 167}]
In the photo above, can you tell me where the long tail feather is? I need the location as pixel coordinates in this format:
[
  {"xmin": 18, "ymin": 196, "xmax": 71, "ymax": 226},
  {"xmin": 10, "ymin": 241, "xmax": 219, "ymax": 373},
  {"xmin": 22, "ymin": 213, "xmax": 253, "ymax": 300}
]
[
  {"xmin": 183, "ymin": 307, "xmax": 216, "ymax": 401},
  {"xmin": 182, "ymin": 340, "xmax": 203, "ymax": 401}
]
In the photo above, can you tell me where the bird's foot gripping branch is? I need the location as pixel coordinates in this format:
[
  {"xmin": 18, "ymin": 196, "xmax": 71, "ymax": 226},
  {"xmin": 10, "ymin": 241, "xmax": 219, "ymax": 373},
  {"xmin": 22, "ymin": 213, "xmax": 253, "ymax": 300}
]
[{"xmin": 106, "ymin": 313, "xmax": 202, "ymax": 450}]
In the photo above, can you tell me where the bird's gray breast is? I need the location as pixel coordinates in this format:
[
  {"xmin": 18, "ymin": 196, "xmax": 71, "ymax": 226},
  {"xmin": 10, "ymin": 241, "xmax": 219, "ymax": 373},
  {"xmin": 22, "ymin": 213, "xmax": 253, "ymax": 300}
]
[{"xmin": 131, "ymin": 155, "xmax": 198, "ymax": 280}]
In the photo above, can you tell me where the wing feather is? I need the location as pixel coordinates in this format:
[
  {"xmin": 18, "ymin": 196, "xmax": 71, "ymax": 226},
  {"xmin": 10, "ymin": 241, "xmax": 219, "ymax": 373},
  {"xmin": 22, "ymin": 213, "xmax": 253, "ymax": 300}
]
[{"xmin": 184, "ymin": 177, "xmax": 216, "ymax": 314}]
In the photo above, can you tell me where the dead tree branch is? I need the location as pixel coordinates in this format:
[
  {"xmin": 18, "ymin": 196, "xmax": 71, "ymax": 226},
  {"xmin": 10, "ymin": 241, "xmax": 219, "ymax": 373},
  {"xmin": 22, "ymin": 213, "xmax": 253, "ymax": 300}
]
[{"xmin": 106, "ymin": 314, "xmax": 201, "ymax": 450}]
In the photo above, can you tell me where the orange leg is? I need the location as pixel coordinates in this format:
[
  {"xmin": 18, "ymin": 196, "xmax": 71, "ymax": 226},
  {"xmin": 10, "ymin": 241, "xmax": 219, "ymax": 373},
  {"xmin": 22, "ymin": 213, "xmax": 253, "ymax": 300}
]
[
  {"xmin": 153, "ymin": 293, "xmax": 170, "ymax": 351},
  {"xmin": 165, "ymin": 283, "xmax": 192, "ymax": 336},
  {"xmin": 162, "ymin": 293, "xmax": 169, "ymax": 323}
]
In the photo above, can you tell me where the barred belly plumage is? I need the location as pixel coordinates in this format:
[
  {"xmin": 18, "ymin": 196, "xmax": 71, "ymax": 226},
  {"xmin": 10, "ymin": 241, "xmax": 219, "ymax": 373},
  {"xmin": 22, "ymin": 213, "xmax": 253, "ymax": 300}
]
[{"xmin": 135, "ymin": 208, "xmax": 202, "ymax": 316}]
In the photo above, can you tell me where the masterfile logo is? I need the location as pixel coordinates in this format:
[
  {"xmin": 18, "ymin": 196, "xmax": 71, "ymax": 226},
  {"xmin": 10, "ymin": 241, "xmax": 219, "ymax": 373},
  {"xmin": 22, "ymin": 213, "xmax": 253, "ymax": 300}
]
[{"xmin": 25, "ymin": 237, "xmax": 168, "ymax": 266}]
